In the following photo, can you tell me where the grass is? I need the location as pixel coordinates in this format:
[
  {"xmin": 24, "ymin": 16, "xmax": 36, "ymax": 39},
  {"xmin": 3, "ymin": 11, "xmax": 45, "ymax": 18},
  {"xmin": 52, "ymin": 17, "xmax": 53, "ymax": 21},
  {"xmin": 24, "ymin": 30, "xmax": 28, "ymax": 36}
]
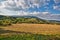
[
  {"xmin": 0, "ymin": 24, "xmax": 60, "ymax": 40},
  {"xmin": 0, "ymin": 33, "xmax": 60, "ymax": 40},
  {"xmin": 0, "ymin": 24, "xmax": 60, "ymax": 34}
]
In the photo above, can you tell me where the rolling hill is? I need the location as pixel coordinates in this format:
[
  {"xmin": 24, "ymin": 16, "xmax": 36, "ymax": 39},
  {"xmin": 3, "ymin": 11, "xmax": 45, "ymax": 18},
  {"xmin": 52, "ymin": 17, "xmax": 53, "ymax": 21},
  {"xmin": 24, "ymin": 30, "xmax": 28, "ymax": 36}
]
[{"xmin": 0, "ymin": 15, "xmax": 60, "ymax": 25}]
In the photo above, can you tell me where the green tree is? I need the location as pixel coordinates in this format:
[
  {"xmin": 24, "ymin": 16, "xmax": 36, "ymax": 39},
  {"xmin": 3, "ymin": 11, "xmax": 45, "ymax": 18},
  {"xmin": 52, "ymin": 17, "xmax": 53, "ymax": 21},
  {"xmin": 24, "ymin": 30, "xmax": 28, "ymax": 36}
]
[{"xmin": 1, "ymin": 19, "xmax": 12, "ymax": 26}]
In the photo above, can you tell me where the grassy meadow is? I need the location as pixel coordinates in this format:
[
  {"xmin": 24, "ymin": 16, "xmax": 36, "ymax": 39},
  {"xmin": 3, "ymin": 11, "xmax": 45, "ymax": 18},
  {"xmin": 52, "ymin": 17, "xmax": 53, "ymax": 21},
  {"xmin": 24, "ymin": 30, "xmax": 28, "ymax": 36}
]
[{"xmin": 0, "ymin": 24, "xmax": 60, "ymax": 40}]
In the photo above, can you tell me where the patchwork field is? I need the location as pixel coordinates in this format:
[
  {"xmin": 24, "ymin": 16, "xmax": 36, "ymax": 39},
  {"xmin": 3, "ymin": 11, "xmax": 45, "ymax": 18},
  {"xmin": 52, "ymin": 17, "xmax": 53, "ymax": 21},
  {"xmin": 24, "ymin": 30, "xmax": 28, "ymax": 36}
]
[{"xmin": 0, "ymin": 24, "xmax": 60, "ymax": 35}]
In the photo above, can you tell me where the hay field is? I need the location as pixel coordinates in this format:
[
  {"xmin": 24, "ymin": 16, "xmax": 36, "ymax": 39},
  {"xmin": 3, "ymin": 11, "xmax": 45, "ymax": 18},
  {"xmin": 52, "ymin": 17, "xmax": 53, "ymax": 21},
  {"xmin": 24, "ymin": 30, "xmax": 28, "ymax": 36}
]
[{"xmin": 0, "ymin": 24, "xmax": 60, "ymax": 35}]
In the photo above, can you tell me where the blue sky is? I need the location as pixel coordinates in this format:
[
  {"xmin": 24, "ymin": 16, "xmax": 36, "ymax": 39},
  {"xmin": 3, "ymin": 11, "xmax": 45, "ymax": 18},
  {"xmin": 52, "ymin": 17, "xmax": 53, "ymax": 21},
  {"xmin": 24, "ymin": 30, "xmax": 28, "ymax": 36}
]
[{"xmin": 0, "ymin": 0, "xmax": 60, "ymax": 20}]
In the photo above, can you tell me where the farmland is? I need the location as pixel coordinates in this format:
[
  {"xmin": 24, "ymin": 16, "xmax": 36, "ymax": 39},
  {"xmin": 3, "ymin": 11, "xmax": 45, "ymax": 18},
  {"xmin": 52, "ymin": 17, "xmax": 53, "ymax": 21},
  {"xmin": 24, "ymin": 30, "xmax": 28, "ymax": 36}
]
[
  {"xmin": 0, "ymin": 24, "xmax": 60, "ymax": 40},
  {"xmin": 0, "ymin": 24, "xmax": 60, "ymax": 35}
]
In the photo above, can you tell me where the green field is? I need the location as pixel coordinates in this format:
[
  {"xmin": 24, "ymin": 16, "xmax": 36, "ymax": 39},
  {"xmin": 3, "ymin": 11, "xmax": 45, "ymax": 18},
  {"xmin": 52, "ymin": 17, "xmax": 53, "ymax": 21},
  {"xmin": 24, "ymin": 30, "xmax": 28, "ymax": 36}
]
[{"xmin": 0, "ymin": 33, "xmax": 60, "ymax": 40}]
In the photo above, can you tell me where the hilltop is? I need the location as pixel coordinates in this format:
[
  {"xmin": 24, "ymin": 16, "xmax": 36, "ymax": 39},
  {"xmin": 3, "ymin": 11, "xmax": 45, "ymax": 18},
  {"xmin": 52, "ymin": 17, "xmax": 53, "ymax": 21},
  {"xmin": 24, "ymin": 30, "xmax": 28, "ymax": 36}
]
[{"xmin": 0, "ymin": 15, "xmax": 60, "ymax": 26}]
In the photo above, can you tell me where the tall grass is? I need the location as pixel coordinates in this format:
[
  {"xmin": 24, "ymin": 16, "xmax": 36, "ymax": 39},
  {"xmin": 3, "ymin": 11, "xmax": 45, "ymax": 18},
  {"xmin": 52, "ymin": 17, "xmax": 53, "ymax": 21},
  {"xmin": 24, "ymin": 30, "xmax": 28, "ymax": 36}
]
[{"xmin": 0, "ymin": 33, "xmax": 60, "ymax": 40}]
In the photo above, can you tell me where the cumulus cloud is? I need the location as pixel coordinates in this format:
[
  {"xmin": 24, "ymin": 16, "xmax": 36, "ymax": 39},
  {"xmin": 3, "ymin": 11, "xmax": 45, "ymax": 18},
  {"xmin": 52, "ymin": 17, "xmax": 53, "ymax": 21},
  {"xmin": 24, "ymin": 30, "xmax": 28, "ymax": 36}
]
[
  {"xmin": 35, "ymin": 12, "xmax": 60, "ymax": 20},
  {"xmin": 17, "ymin": 11, "xmax": 60, "ymax": 20},
  {"xmin": 17, "ymin": 11, "xmax": 40, "ymax": 16},
  {"xmin": 0, "ymin": 2, "xmax": 5, "ymax": 8},
  {"xmin": 54, "ymin": 0, "xmax": 60, "ymax": 4},
  {"xmin": 53, "ymin": 0, "xmax": 60, "ymax": 10},
  {"xmin": 53, "ymin": 5, "xmax": 60, "ymax": 10},
  {"xmin": 0, "ymin": 8, "xmax": 60, "ymax": 20},
  {"xmin": 0, "ymin": 0, "xmax": 60, "ymax": 21},
  {"xmin": 0, "ymin": 0, "xmax": 48, "ymax": 11}
]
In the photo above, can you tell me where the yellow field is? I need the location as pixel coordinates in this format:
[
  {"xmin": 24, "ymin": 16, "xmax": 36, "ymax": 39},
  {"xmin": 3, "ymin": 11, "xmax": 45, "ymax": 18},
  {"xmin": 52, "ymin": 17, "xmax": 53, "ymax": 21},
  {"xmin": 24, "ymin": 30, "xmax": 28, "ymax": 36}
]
[{"xmin": 0, "ymin": 24, "xmax": 60, "ymax": 35}]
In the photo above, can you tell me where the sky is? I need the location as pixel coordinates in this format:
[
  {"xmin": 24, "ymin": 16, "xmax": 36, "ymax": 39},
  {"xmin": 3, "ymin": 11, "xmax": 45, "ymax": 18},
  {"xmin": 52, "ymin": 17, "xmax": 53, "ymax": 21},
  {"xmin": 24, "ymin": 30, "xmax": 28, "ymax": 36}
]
[{"xmin": 0, "ymin": 0, "xmax": 60, "ymax": 20}]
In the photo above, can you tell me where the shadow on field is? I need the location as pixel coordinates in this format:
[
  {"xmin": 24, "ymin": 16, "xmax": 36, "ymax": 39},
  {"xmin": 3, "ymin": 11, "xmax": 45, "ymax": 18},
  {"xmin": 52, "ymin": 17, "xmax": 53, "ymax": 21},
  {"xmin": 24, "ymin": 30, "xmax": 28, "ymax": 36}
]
[
  {"xmin": 0, "ymin": 28, "xmax": 32, "ymax": 34},
  {"xmin": 0, "ymin": 28, "xmax": 60, "ymax": 40}
]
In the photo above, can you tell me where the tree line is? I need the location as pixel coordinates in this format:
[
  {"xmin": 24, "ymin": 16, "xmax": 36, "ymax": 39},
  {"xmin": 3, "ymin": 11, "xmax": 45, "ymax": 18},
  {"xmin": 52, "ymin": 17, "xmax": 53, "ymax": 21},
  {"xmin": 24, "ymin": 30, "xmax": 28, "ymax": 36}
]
[{"xmin": 0, "ymin": 16, "xmax": 60, "ymax": 26}]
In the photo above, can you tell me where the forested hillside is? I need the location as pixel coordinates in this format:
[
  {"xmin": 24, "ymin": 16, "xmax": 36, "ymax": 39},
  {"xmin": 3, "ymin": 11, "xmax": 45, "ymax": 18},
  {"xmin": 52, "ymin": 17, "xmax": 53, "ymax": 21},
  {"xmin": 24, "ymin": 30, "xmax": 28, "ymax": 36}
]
[{"xmin": 0, "ymin": 15, "xmax": 60, "ymax": 26}]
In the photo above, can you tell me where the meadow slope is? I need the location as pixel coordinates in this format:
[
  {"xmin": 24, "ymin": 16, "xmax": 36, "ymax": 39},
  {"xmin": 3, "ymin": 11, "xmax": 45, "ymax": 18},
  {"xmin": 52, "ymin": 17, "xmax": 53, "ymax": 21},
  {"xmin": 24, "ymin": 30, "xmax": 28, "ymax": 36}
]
[{"xmin": 0, "ymin": 24, "xmax": 60, "ymax": 35}]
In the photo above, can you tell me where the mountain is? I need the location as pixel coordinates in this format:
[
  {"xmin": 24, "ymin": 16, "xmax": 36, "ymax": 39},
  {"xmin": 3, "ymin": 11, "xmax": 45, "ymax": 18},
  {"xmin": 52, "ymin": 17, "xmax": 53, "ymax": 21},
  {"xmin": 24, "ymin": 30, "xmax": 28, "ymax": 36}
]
[{"xmin": 0, "ymin": 15, "xmax": 60, "ymax": 24}]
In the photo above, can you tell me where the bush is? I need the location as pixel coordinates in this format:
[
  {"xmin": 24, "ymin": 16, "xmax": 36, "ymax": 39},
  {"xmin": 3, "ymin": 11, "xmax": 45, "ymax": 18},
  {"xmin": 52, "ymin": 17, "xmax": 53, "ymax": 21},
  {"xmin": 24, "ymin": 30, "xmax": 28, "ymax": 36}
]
[{"xmin": 0, "ymin": 19, "xmax": 12, "ymax": 26}]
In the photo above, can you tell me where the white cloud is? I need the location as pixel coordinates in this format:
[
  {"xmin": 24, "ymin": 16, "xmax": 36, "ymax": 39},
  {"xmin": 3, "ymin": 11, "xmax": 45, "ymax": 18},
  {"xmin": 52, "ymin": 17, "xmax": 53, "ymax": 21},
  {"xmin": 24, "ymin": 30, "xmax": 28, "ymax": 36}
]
[
  {"xmin": 0, "ymin": 2, "xmax": 5, "ymax": 8},
  {"xmin": 54, "ymin": 0, "xmax": 60, "ymax": 4},
  {"xmin": 17, "ymin": 11, "xmax": 40, "ymax": 16},
  {"xmin": 0, "ymin": 8, "xmax": 60, "ymax": 20},
  {"xmin": 0, "ymin": 0, "xmax": 48, "ymax": 10},
  {"xmin": 0, "ymin": 8, "xmax": 18, "ymax": 16},
  {"xmin": 18, "ymin": 11, "xmax": 29, "ymax": 16},
  {"xmin": 29, "ymin": 11, "xmax": 60, "ymax": 20},
  {"xmin": 0, "ymin": 0, "xmax": 60, "ymax": 20},
  {"xmin": 17, "ymin": 11, "xmax": 60, "ymax": 20},
  {"xmin": 0, "ymin": 0, "xmax": 29, "ymax": 10},
  {"xmin": 42, "ymin": 12, "xmax": 49, "ymax": 15},
  {"xmin": 53, "ymin": 0, "xmax": 60, "ymax": 10},
  {"xmin": 53, "ymin": 5, "xmax": 60, "ymax": 10}
]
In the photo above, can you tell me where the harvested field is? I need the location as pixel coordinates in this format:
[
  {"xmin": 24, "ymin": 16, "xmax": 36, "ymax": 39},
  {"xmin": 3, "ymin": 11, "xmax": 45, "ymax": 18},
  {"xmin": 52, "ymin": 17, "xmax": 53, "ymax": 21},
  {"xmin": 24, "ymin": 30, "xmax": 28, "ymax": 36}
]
[{"xmin": 0, "ymin": 24, "xmax": 60, "ymax": 35}]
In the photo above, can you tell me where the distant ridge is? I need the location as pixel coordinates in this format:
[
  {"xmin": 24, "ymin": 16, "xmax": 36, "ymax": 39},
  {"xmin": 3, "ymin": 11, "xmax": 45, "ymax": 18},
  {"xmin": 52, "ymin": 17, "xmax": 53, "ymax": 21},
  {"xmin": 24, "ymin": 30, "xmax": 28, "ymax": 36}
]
[{"xmin": 0, "ymin": 15, "xmax": 60, "ymax": 23}]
